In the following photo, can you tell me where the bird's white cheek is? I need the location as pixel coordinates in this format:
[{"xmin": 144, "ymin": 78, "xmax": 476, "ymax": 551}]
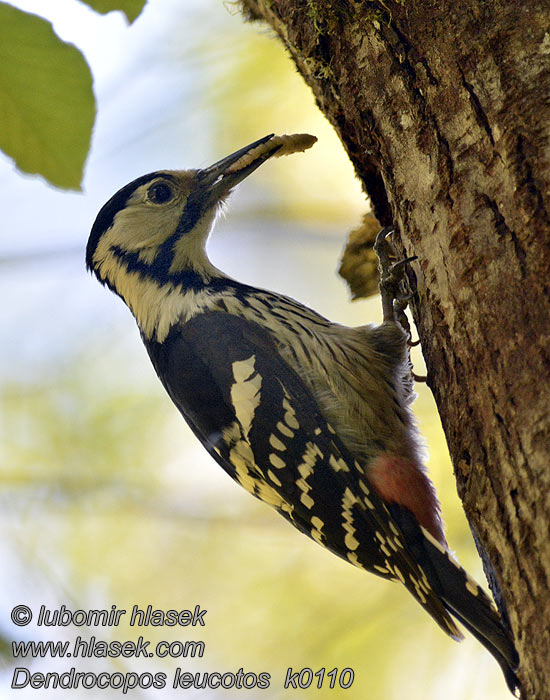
[{"xmin": 110, "ymin": 206, "xmax": 182, "ymax": 251}]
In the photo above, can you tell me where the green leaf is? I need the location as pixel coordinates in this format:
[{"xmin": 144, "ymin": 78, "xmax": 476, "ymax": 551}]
[
  {"xmin": 0, "ymin": 3, "xmax": 95, "ymax": 190},
  {"xmin": 80, "ymin": 0, "xmax": 147, "ymax": 24}
]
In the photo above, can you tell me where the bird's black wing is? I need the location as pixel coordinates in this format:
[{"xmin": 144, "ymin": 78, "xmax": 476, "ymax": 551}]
[
  {"xmin": 144, "ymin": 311, "xmax": 462, "ymax": 634},
  {"xmin": 145, "ymin": 311, "xmax": 520, "ymax": 692}
]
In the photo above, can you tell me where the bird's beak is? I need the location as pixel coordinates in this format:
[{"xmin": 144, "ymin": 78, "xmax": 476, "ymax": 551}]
[{"xmin": 196, "ymin": 134, "xmax": 281, "ymax": 205}]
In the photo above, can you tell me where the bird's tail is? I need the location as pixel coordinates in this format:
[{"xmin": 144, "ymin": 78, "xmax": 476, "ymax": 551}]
[
  {"xmin": 420, "ymin": 527, "xmax": 520, "ymax": 695},
  {"xmin": 389, "ymin": 504, "xmax": 520, "ymax": 695}
]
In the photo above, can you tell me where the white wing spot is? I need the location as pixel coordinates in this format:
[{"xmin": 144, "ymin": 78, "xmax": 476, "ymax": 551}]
[
  {"xmin": 277, "ymin": 421, "xmax": 294, "ymax": 438},
  {"xmin": 231, "ymin": 436, "xmax": 255, "ymax": 464},
  {"xmin": 284, "ymin": 412, "xmax": 300, "ymax": 430},
  {"xmin": 295, "ymin": 443, "xmax": 319, "ymax": 509},
  {"xmin": 232, "ymin": 356, "xmax": 255, "ymax": 383},
  {"xmin": 268, "ymin": 469, "xmax": 282, "ymax": 487},
  {"xmin": 347, "ymin": 552, "xmax": 364, "ymax": 569},
  {"xmin": 269, "ymin": 453, "xmax": 286, "ymax": 469},
  {"xmin": 359, "ymin": 480, "xmax": 374, "ymax": 508},
  {"xmin": 393, "ymin": 566, "xmax": 406, "ymax": 584},
  {"xmin": 374, "ymin": 564, "xmax": 388, "ymax": 575},
  {"xmin": 300, "ymin": 444, "xmax": 318, "ymax": 471},
  {"xmin": 310, "ymin": 516, "xmax": 324, "ymax": 544},
  {"xmin": 269, "ymin": 434, "xmax": 286, "ymax": 451},
  {"xmin": 420, "ymin": 525, "xmax": 448, "ymax": 554},
  {"xmin": 409, "ymin": 574, "xmax": 428, "ymax": 604},
  {"xmin": 228, "ymin": 435, "xmax": 294, "ymax": 519},
  {"xmin": 282, "ymin": 398, "xmax": 300, "ymax": 429},
  {"xmin": 230, "ymin": 356, "xmax": 261, "ymax": 437},
  {"xmin": 415, "ymin": 588, "xmax": 427, "ymax": 605},
  {"xmin": 418, "ymin": 567, "xmax": 431, "ymax": 591},
  {"xmin": 311, "ymin": 530, "xmax": 323, "ymax": 544},
  {"xmin": 329, "ymin": 454, "xmax": 349, "ymax": 472},
  {"xmin": 342, "ymin": 488, "xmax": 360, "ymax": 552},
  {"xmin": 465, "ymin": 580, "xmax": 479, "ymax": 597}
]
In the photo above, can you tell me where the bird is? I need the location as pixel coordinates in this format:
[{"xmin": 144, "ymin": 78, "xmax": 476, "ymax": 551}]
[{"xmin": 86, "ymin": 133, "xmax": 519, "ymax": 694}]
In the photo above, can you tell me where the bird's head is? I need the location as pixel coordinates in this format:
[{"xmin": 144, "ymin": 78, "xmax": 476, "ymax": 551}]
[
  {"xmin": 86, "ymin": 133, "xmax": 316, "ymax": 340},
  {"xmin": 86, "ymin": 133, "xmax": 291, "ymax": 292}
]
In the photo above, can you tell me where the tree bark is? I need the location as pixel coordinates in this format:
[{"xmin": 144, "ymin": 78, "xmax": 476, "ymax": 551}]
[{"xmin": 239, "ymin": 1, "xmax": 550, "ymax": 696}]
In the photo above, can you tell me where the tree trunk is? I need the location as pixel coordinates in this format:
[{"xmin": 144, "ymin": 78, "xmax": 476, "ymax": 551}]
[{"xmin": 239, "ymin": 1, "xmax": 550, "ymax": 696}]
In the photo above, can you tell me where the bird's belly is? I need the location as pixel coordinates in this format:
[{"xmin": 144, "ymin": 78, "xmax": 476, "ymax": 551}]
[{"xmin": 277, "ymin": 331, "xmax": 417, "ymax": 467}]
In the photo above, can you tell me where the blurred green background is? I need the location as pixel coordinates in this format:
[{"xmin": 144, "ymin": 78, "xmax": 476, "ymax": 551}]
[{"xmin": 0, "ymin": 1, "xmax": 510, "ymax": 697}]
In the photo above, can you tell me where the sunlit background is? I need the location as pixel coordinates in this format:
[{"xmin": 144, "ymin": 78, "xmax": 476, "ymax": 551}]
[{"xmin": 1, "ymin": 1, "xmax": 510, "ymax": 697}]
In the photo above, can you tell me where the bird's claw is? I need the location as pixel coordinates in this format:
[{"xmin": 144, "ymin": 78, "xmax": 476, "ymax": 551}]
[{"xmin": 374, "ymin": 227, "xmax": 417, "ymax": 329}]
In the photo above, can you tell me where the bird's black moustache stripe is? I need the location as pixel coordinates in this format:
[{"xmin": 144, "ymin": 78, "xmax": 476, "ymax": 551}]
[
  {"xmin": 110, "ymin": 245, "xmax": 206, "ymax": 290},
  {"xmin": 175, "ymin": 186, "xmax": 210, "ymax": 237},
  {"xmin": 149, "ymin": 186, "xmax": 212, "ymax": 281}
]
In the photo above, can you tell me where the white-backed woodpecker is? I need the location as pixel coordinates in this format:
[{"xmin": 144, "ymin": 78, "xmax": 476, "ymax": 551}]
[{"xmin": 86, "ymin": 133, "xmax": 519, "ymax": 693}]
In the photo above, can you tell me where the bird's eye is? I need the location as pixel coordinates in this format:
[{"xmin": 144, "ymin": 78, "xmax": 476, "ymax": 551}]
[{"xmin": 147, "ymin": 182, "xmax": 174, "ymax": 204}]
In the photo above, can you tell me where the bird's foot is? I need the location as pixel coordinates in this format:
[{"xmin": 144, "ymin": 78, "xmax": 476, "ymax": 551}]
[{"xmin": 374, "ymin": 226, "xmax": 417, "ymax": 331}]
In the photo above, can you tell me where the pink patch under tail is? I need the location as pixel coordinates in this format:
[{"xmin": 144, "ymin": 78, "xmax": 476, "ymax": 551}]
[{"xmin": 368, "ymin": 453, "xmax": 446, "ymax": 545}]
